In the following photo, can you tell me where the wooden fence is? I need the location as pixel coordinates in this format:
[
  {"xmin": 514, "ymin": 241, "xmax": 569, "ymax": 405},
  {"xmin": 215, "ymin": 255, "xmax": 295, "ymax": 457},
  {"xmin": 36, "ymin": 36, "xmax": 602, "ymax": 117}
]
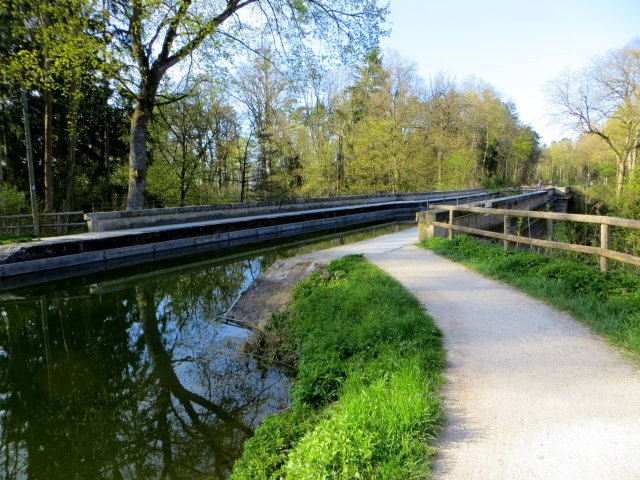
[
  {"xmin": 419, "ymin": 205, "xmax": 640, "ymax": 272},
  {"xmin": 0, "ymin": 211, "xmax": 85, "ymax": 236}
]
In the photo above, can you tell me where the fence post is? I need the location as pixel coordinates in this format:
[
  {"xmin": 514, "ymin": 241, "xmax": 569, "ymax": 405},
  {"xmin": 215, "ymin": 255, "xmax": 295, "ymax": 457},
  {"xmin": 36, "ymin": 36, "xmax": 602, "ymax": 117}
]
[
  {"xmin": 600, "ymin": 223, "xmax": 609, "ymax": 272},
  {"xmin": 503, "ymin": 215, "xmax": 510, "ymax": 250},
  {"xmin": 448, "ymin": 209, "xmax": 454, "ymax": 240}
]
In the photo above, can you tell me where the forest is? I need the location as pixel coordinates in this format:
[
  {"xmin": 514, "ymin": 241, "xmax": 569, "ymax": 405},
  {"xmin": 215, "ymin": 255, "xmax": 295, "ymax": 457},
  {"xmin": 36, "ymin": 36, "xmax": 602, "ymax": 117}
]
[{"xmin": 0, "ymin": 0, "xmax": 638, "ymax": 220}]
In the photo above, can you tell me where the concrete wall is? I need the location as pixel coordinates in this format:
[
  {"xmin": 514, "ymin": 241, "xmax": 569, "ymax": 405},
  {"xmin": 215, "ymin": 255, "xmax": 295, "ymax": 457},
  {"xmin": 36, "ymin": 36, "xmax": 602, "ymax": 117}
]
[{"xmin": 85, "ymin": 189, "xmax": 488, "ymax": 232}]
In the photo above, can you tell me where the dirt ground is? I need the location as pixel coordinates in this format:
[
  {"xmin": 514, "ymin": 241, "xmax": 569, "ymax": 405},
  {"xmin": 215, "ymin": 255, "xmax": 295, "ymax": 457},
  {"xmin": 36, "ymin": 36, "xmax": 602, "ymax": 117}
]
[
  {"xmin": 225, "ymin": 258, "xmax": 322, "ymax": 330},
  {"xmin": 225, "ymin": 228, "xmax": 418, "ymax": 330}
]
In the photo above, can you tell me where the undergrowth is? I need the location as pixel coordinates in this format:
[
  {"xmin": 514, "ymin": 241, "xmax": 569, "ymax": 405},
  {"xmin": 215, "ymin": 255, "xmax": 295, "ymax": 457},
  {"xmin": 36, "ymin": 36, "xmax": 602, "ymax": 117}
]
[
  {"xmin": 422, "ymin": 235, "xmax": 640, "ymax": 356},
  {"xmin": 0, "ymin": 235, "xmax": 34, "ymax": 245},
  {"xmin": 231, "ymin": 255, "xmax": 445, "ymax": 479}
]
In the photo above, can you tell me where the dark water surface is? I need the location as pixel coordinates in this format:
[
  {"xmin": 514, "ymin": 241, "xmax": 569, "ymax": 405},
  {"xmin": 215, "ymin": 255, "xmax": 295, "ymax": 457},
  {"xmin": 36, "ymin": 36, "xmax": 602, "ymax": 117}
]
[{"xmin": 0, "ymin": 221, "xmax": 413, "ymax": 479}]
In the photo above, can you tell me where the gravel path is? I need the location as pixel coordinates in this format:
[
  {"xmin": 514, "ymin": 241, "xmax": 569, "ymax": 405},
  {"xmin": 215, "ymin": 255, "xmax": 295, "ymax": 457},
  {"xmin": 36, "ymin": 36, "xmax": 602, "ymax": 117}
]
[
  {"xmin": 237, "ymin": 226, "xmax": 640, "ymax": 478},
  {"xmin": 366, "ymin": 231, "xmax": 640, "ymax": 479}
]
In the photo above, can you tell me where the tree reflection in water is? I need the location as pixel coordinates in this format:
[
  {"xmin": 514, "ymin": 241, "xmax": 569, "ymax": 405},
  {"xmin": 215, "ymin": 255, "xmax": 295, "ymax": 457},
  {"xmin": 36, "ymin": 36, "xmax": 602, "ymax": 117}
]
[
  {"xmin": 0, "ymin": 222, "xmax": 411, "ymax": 478},
  {"xmin": 0, "ymin": 256, "xmax": 290, "ymax": 479}
]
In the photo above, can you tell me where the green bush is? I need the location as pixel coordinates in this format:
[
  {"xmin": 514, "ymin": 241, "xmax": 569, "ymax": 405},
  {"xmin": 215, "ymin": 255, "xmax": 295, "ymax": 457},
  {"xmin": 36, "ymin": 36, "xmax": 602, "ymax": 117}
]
[{"xmin": 0, "ymin": 184, "xmax": 28, "ymax": 214}]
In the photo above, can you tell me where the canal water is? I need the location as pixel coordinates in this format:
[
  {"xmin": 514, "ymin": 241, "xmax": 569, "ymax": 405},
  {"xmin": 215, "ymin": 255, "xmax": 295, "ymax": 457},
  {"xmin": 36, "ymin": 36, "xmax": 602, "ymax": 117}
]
[{"xmin": 0, "ymin": 221, "xmax": 413, "ymax": 479}]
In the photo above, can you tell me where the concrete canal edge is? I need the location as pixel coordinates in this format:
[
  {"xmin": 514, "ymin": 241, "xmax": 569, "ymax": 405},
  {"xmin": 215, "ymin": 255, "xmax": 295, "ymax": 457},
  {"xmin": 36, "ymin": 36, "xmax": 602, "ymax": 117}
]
[{"xmin": 0, "ymin": 189, "xmax": 506, "ymax": 287}]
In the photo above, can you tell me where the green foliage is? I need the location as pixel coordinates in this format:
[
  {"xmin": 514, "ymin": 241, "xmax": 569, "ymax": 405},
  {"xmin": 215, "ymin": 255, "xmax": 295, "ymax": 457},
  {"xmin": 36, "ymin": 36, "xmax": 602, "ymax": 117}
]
[
  {"xmin": 285, "ymin": 365, "xmax": 437, "ymax": 479},
  {"xmin": 0, "ymin": 235, "xmax": 33, "ymax": 244},
  {"xmin": 422, "ymin": 235, "xmax": 640, "ymax": 355},
  {"xmin": 0, "ymin": 184, "xmax": 29, "ymax": 214},
  {"xmin": 231, "ymin": 255, "xmax": 445, "ymax": 479},
  {"xmin": 232, "ymin": 407, "xmax": 317, "ymax": 480}
]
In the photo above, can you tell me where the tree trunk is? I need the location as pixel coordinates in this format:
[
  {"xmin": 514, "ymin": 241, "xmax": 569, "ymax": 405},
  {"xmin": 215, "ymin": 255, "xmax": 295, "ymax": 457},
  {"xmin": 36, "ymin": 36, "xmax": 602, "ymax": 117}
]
[
  {"xmin": 336, "ymin": 136, "xmax": 344, "ymax": 195},
  {"xmin": 62, "ymin": 127, "xmax": 78, "ymax": 217},
  {"xmin": 44, "ymin": 87, "xmax": 54, "ymax": 211},
  {"xmin": 127, "ymin": 69, "xmax": 165, "ymax": 210},
  {"xmin": 21, "ymin": 91, "xmax": 40, "ymax": 236},
  {"xmin": 104, "ymin": 110, "xmax": 111, "ymax": 206},
  {"xmin": 127, "ymin": 106, "xmax": 151, "ymax": 210},
  {"xmin": 0, "ymin": 129, "xmax": 6, "ymax": 190},
  {"xmin": 63, "ymin": 77, "xmax": 80, "ymax": 220},
  {"xmin": 616, "ymin": 155, "xmax": 626, "ymax": 199}
]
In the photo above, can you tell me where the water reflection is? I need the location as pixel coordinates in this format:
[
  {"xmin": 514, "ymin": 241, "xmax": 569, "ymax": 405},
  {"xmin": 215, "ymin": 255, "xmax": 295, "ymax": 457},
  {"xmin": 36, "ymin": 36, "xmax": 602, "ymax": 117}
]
[{"xmin": 0, "ymin": 221, "xmax": 412, "ymax": 479}]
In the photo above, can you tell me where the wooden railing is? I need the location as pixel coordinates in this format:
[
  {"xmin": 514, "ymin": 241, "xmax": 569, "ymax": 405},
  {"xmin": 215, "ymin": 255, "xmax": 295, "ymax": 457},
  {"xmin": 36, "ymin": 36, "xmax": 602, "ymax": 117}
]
[
  {"xmin": 418, "ymin": 205, "xmax": 640, "ymax": 272},
  {"xmin": 0, "ymin": 211, "xmax": 85, "ymax": 236}
]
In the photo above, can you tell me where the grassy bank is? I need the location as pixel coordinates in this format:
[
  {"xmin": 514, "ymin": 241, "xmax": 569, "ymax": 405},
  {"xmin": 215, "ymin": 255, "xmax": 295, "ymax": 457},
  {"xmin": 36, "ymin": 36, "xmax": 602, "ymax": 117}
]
[
  {"xmin": 422, "ymin": 236, "xmax": 640, "ymax": 357},
  {"xmin": 0, "ymin": 235, "xmax": 33, "ymax": 245},
  {"xmin": 231, "ymin": 255, "xmax": 445, "ymax": 479}
]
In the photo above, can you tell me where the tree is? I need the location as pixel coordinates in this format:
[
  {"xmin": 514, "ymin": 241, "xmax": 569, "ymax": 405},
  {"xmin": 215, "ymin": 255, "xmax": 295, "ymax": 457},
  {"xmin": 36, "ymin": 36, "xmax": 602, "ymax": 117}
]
[
  {"xmin": 148, "ymin": 81, "xmax": 241, "ymax": 206},
  {"xmin": 106, "ymin": 0, "xmax": 388, "ymax": 209},
  {"xmin": 3, "ymin": 0, "xmax": 106, "ymax": 211},
  {"xmin": 548, "ymin": 39, "xmax": 640, "ymax": 198},
  {"xmin": 235, "ymin": 48, "xmax": 292, "ymax": 198}
]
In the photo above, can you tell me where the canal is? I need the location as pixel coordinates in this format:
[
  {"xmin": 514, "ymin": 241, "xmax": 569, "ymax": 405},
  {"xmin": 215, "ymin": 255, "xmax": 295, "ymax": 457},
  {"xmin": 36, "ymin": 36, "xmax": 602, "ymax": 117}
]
[{"xmin": 0, "ymin": 220, "xmax": 413, "ymax": 479}]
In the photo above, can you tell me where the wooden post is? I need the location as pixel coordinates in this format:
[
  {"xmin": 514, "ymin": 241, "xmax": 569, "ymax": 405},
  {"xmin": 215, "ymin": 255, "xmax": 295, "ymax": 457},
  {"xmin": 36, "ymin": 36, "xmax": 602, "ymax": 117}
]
[
  {"xmin": 21, "ymin": 90, "xmax": 40, "ymax": 237},
  {"xmin": 448, "ymin": 209, "xmax": 454, "ymax": 240},
  {"xmin": 503, "ymin": 215, "xmax": 510, "ymax": 250},
  {"xmin": 600, "ymin": 223, "xmax": 609, "ymax": 272}
]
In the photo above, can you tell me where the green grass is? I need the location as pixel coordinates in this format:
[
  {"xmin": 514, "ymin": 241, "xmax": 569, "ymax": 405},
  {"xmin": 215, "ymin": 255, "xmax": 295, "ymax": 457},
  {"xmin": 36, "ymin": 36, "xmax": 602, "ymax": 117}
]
[
  {"xmin": 0, "ymin": 235, "xmax": 34, "ymax": 245},
  {"xmin": 421, "ymin": 236, "xmax": 640, "ymax": 357},
  {"xmin": 231, "ymin": 255, "xmax": 445, "ymax": 480}
]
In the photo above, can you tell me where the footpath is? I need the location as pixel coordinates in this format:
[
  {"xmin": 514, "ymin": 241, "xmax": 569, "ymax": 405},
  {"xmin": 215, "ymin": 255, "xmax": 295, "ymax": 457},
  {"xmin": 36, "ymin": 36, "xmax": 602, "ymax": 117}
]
[{"xmin": 249, "ymin": 227, "xmax": 640, "ymax": 479}]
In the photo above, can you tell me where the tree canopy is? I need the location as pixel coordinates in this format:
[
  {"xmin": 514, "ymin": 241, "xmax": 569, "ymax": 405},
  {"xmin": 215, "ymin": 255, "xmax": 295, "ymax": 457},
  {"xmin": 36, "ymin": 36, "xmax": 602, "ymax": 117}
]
[{"xmin": 0, "ymin": 0, "xmax": 551, "ymax": 217}]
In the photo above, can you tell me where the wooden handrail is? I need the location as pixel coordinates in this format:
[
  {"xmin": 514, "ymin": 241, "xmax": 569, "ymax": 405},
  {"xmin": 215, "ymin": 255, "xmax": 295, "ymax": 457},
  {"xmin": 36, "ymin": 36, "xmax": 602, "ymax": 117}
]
[
  {"xmin": 431, "ymin": 205, "xmax": 640, "ymax": 230},
  {"xmin": 421, "ymin": 205, "xmax": 640, "ymax": 272}
]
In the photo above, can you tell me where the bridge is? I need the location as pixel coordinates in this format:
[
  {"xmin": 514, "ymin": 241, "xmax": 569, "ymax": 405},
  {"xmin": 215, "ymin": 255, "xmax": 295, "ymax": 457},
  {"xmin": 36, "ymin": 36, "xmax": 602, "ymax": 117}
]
[{"xmin": 0, "ymin": 187, "xmax": 568, "ymax": 284}]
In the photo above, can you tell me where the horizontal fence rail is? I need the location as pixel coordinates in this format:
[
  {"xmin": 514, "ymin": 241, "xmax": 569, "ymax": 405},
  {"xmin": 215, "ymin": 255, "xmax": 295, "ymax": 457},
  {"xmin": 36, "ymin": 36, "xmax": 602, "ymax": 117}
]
[
  {"xmin": 420, "ymin": 205, "xmax": 640, "ymax": 272},
  {"xmin": 0, "ymin": 212, "xmax": 85, "ymax": 236}
]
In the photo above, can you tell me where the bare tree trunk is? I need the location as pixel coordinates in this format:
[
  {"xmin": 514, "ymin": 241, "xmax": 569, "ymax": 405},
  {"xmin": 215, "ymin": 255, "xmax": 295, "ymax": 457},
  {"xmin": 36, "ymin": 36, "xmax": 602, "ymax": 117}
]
[
  {"xmin": 616, "ymin": 155, "xmax": 626, "ymax": 199},
  {"xmin": 43, "ymin": 87, "xmax": 54, "ymax": 211},
  {"xmin": 104, "ymin": 123, "xmax": 111, "ymax": 205},
  {"xmin": 239, "ymin": 135, "xmax": 252, "ymax": 203},
  {"xmin": 62, "ymin": 129, "xmax": 78, "ymax": 216},
  {"xmin": 42, "ymin": 5, "xmax": 54, "ymax": 212},
  {"xmin": 21, "ymin": 91, "xmax": 40, "ymax": 237},
  {"xmin": 336, "ymin": 136, "xmax": 344, "ymax": 195},
  {"xmin": 62, "ymin": 77, "xmax": 80, "ymax": 220}
]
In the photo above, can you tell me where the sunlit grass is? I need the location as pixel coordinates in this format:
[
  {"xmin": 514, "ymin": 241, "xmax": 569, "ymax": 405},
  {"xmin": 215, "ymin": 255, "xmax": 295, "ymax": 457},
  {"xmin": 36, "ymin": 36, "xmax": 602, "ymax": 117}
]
[
  {"xmin": 232, "ymin": 255, "xmax": 445, "ymax": 479},
  {"xmin": 422, "ymin": 235, "xmax": 640, "ymax": 357}
]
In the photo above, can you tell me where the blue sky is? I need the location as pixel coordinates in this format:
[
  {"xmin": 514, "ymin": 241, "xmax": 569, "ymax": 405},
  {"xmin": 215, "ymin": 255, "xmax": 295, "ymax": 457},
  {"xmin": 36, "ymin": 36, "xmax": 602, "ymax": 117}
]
[{"xmin": 382, "ymin": 0, "xmax": 640, "ymax": 145}]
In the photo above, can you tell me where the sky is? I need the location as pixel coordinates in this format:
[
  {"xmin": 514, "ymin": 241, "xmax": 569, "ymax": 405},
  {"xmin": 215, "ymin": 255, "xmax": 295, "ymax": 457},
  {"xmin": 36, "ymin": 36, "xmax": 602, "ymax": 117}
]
[{"xmin": 381, "ymin": 0, "xmax": 640, "ymax": 145}]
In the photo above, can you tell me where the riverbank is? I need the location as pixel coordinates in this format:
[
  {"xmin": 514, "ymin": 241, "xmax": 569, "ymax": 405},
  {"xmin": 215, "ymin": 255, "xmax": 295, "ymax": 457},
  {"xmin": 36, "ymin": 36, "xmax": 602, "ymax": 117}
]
[{"xmin": 231, "ymin": 255, "xmax": 445, "ymax": 478}]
